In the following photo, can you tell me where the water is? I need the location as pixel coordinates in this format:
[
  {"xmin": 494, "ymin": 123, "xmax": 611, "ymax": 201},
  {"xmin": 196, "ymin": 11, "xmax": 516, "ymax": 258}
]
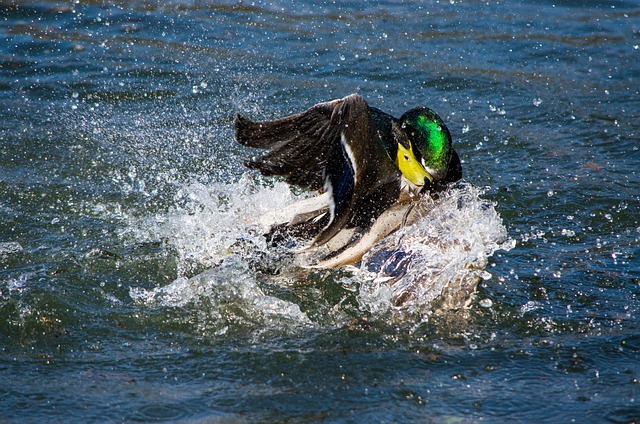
[{"xmin": 1, "ymin": 0, "xmax": 639, "ymax": 422}]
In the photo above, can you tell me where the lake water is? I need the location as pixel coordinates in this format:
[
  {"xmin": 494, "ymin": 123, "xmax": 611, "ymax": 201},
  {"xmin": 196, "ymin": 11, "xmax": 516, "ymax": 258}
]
[{"xmin": 1, "ymin": 0, "xmax": 639, "ymax": 422}]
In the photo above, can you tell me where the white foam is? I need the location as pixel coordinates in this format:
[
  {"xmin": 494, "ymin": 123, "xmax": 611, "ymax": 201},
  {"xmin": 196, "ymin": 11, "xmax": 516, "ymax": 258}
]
[
  {"xmin": 128, "ymin": 174, "xmax": 303, "ymax": 276},
  {"xmin": 130, "ymin": 254, "xmax": 312, "ymax": 334},
  {"xmin": 0, "ymin": 242, "xmax": 23, "ymax": 256},
  {"xmin": 357, "ymin": 184, "xmax": 514, "ymax": 319},
  {"xmin": 124, "ymin": 177, "xmax": 512, "ymax": 327}
]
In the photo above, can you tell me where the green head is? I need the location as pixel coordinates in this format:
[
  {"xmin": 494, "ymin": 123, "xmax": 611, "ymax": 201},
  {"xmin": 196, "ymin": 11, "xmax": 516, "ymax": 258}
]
[{"xmin": 395, "ymin": 107, "xmax": 453, "ymax": 186}]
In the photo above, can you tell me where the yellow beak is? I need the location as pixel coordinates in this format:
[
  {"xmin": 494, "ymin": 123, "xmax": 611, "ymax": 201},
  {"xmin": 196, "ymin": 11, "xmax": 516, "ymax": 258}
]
[{"xmin": 397, "ymin": 142, "xmax": 434, "ymax": 187}]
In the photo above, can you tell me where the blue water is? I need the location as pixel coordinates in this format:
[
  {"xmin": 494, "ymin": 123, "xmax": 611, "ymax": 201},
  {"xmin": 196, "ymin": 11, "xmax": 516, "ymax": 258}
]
[{"xmin": 1, "ymin": 0, "xmax": 639, "ymax": 422}]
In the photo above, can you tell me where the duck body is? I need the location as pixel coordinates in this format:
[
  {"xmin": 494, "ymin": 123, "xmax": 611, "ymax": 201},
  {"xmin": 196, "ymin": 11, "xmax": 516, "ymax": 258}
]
[{"xmin": 234, "ymin": 94, "xmax": 462, "ymax": 267}]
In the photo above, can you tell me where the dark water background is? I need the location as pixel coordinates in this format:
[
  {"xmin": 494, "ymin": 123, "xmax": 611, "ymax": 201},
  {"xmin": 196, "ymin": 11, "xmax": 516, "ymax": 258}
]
[{"xmin": 1, "ymin": 0, "xmax": 639, "ymax": 422}]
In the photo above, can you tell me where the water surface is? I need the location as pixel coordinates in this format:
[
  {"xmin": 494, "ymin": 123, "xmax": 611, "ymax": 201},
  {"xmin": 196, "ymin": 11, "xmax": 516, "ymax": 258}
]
[{"xmin": 1, "ymin": 0, "xmax": 639, "ymax": 422}]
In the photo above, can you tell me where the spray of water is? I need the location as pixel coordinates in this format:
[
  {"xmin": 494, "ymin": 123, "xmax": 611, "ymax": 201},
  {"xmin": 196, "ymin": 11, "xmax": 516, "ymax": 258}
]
[
  {"xmin": 357, "ymin": 184, "xmax": 514, "ymax": 320},
  {"xmin": 126, "ymin": 175, "xmax": 513, "ymax": 327},
  {"xmin": 66, "ymin": 87, "xmax": 513, "ymax": 328}
]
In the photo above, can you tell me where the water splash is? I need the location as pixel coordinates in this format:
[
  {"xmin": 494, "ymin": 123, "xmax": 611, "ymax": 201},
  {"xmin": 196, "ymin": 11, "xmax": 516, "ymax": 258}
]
[
  {"xmin": 125, "ymin": 177, "xmax": 512, "ymax": 327},
  {"xmin": 130, "ymin": 254, "xmax": 312, "ymax": 336},
  {"xmin": 357, "ymin": 184, "xmax": 514, "ymax": 320},
  {"xmin": 127, "ymin": 174, "xmax": 301, "ymax": 276}
]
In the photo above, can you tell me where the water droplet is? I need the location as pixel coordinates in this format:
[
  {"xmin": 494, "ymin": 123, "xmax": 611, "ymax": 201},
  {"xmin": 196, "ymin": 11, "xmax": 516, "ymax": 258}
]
[
  {"xmin": 533, "ymin": 98, "xmax": 542, "ymax": 106},
  {"xmin": 547, "ymin": 190, "xmax": 554, "ymax": 197},
  {"xmin": 479, "ymin": 298, "xmax": 493, "ymax": 308},
  {"xmin": 520, "ymin": 300, "xmax": 542, "ymax": 314}
]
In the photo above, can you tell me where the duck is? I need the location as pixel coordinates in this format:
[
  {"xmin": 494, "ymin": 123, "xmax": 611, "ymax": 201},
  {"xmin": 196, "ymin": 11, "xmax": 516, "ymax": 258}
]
[{"xmin": 234, "ymin": 93, "xmax": 462, "ymax": 268}]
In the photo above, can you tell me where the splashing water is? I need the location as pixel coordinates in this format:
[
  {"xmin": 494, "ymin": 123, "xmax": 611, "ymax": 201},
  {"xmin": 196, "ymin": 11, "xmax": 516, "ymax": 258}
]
[
  {"xmin": 357, "ymin": 184, "xmax": 514, "ymax": 320},
  {"xmin": 126, "ymin": 176, "xmax": 512, "ymax": 326},
  {"xmin": 127, "ymin": 174, "xmax": 301, "ymax": 276},
  {"xmin": 130, "ymin": 254, "xmax": 312, "ymax": 336}
]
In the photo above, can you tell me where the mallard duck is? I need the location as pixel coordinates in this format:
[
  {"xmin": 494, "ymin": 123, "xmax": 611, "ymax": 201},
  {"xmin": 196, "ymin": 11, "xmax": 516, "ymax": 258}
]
[{"xmin": 234, "ymin": 94, "xmax": 462, "ymax": 267}]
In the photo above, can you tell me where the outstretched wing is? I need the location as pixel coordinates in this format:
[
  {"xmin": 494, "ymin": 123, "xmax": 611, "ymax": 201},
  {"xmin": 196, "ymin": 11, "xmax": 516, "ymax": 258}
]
[
  {"xmin": 235, "ymin": 101, "xmax": 333, "ymax": 191},
  {"xmin": 234, "ymin": 93, "xmax": 372, "ymax": 247}
]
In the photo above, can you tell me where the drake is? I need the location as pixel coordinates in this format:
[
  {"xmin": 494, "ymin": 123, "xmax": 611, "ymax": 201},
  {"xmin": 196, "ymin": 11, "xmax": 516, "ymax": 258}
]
[{"xmin": 234, "ymin": 94, "xmax": 462, "ymax": 268}]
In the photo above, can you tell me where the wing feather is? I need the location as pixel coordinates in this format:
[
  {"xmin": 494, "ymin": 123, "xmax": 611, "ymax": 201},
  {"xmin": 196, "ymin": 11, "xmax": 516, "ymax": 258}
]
[
  {"xmin": 234, "ymin": 94, "xmax": 376, "ymax": 247},
  {"xmin": 235, "ymin": 100, "xmax": 341, "ymax": 190}
]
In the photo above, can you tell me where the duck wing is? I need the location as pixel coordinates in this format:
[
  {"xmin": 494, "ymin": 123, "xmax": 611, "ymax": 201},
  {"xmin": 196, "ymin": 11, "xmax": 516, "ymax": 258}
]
[{"xmin": 234, "ymin": 93, "xmax": 375, "ymax": 247}]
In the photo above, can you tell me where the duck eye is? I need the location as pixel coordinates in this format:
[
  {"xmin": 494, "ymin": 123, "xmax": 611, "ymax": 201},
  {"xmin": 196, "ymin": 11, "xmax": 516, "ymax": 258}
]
[{"xmin": 404, "ymin": 154, "xmax": 410, "ymax": 160}]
